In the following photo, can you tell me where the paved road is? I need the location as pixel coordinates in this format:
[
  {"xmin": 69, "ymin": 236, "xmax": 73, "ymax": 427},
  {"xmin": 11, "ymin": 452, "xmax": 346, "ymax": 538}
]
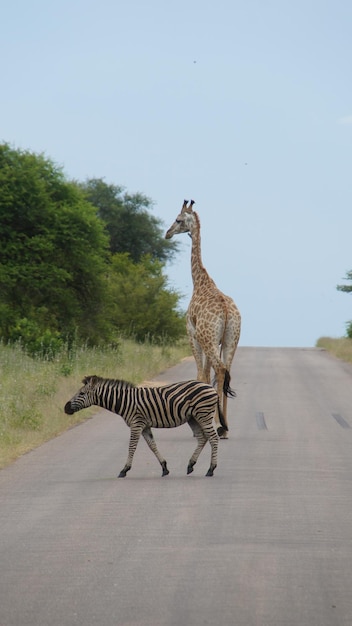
[{"xmin": 1, "ymin": 347, "xmax": 352, "ymax": 626}]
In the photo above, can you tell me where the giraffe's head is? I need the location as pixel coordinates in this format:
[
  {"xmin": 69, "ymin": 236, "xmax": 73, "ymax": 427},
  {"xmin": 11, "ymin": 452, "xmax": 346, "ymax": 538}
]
[{"xmin": 165, "ymin": 200, "xmax": 196, "ymax": 239}]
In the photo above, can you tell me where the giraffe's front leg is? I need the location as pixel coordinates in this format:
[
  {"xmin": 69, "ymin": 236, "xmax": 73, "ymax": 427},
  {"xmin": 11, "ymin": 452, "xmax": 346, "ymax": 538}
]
[
  {"xmin": 203, "ymin": 356, "xmax": 212, "ymax": 385},
  {"xmin": 187, "ymin": 316, "xmax": 206, "ymax": 381}
]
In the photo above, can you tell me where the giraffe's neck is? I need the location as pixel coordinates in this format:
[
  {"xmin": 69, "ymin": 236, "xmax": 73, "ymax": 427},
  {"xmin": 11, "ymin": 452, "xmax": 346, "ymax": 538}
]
[{"xmin": 190, "ymin": 212, "xmax": 212, "ymax": 289}]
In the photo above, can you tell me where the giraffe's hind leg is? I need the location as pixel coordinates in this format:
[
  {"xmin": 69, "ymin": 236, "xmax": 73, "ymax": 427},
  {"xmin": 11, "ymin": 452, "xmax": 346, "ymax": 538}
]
[
  {"xmin": 221, "ymin": 317, "xmax": 240, "ymax": 434},
  {"xmin": 187, "ymin": 318, "xmax": 206, "ymax": 381}
]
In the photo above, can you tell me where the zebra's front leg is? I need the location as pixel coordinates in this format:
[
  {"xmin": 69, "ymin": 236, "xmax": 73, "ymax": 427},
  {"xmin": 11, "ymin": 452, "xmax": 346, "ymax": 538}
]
[
  {"xmin": 118, "ymin": 426, "xmax": 143, "ymax": 478},
  {"xmin": 187, "ymin": 418, "xmax": 208, "ymax": 475},
  {"xmin": 142, "ymin": 427, "xmax": 169, "ymax": 477}
]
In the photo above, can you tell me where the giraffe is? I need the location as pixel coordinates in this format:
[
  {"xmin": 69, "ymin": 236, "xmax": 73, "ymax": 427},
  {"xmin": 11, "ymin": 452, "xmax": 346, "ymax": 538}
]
[{"xmin": 165, "ymin": 200, "xmax": 241, "ymax": 437}]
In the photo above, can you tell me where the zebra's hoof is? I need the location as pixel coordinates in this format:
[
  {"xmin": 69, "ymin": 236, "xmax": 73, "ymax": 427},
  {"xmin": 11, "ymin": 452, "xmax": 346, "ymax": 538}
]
[
  {"xmin": 187, "ymin": 463, "xmax": 195, "ymax": 475},
  {"xmin": 118, "ymin": 470, "xmax": 127, "ymax": 478},
  {"xmin": 161, "ymin": 462, "xmax": 169, "ymax": 477},
  {"xmin": 206, "ymin": 467, "xmax": 215, "ymax": 477}
]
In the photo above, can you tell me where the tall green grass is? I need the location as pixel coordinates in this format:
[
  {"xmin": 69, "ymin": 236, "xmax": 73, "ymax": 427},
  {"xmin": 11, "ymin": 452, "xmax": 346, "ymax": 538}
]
[
  {"xmin": 316, "ymin": 336, "xmax": 352, "ymax": 364},
  {"xmin": 0, "ymin": 338, "xmax": 191, "ymax": 468}
]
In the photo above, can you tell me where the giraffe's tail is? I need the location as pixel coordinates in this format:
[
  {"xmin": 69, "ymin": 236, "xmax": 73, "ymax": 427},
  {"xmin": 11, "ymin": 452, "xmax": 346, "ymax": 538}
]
[
  {"xmin": 223, "ymin": 369, "xmax": 236, "ymax": 398},
  {"xmin": 212, "ymin": 369, "xmax": 236, "ymax": 397}
]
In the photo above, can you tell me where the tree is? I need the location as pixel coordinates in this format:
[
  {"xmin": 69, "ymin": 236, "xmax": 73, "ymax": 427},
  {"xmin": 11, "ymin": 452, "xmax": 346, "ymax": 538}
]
[
  {"xmin": 337, "ymin": 270, "xmax": 352, "ymax": 294},
  {"xmin": 337, "ymin": 270, "xmax": 352, "ymax": 338},
  {"xmin": 0, "ymin": 144, "xmax": 187, "ymax": 351},
  {"xmin": 80, "ymin": 178, "xmax": 178, "ymax": 263},
  {"xmin": 0, "ymin": 144, "xmax": 111, "ymax": 348},
  {"xmin": 106, "ymin": 253, "xmax": 185, "ymax": 342}
]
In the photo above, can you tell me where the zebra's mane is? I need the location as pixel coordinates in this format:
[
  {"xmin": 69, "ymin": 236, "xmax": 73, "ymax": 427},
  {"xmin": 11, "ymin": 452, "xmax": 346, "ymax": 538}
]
[{"xmin": 83, "ymin": 375, "xmax": 136, "ymax": 389}]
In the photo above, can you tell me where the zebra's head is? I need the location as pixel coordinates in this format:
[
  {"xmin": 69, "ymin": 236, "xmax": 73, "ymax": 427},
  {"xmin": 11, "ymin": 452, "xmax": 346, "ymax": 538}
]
[
  {"xmin": 165, "ymin": 199, "xmax": 196, "ymax": 239},
  {"xmin": 64, "ymin": 375, "xmax": 100, "ymax": 415}
]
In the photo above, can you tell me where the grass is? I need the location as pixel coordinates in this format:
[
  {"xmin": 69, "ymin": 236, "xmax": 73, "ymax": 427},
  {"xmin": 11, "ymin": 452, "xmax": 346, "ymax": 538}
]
[
  {"xmin": 0, "ymin": 337, "xmax": 191, "ymax": 469},
  {"xmin": 316, "ymin": 336, "xmax": 352, "ymax": 364}
]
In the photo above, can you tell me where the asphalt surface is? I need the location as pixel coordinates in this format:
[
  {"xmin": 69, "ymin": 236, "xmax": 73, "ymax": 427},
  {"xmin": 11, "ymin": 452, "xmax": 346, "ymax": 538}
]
[{"xmin": 1, "ymin": 347, "xmax": 352, "ymax": 626}]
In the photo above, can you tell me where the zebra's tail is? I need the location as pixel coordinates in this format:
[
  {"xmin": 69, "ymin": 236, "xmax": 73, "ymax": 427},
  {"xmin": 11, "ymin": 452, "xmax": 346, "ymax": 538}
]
[
  {"xmin": 217, "ymin": 399, "xmax": 228, "ymax": 437},
  {"xmin": 223, "ymin": 369, "xmax": 236, "ymax": 398}
]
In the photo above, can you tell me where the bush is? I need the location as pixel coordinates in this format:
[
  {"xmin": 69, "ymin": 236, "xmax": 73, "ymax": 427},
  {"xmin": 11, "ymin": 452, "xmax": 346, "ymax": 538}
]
[{"xmin": 7, "ymin": 318, "xmax": 63, "ymax": 359}]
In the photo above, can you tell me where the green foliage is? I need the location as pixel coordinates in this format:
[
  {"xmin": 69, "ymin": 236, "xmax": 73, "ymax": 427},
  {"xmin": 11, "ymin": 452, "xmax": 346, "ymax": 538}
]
[
  {"xmin": 337, "ymin": 270, "xmax": 352, "ymax": 294},
  {"xmin": 107, "ymin": 253, "xmax": 186, "ymax": 342},
  {"xmin": 81, "ymin": 178, "xmax": 178, "ymax": 263},
  {"xmin": 337, "ymin": 270, "xmax": 352, "ymax": 338},
  {"xmin": 7, "ymin": 317, "xmax": 63, "ymax": 359},
  {"xmin": 0, "ymin": 144, "xmax": 111, "ymax": 347},
  {"xmin": 0, "ymin": 144, "xmax": 187, "ymax": 352}
]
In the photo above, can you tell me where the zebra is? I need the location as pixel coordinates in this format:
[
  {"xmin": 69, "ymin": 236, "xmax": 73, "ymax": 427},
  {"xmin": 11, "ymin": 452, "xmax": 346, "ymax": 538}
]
[{"xmin": 64, "ymin": 375, "xmax": 228, "ymax": 478}]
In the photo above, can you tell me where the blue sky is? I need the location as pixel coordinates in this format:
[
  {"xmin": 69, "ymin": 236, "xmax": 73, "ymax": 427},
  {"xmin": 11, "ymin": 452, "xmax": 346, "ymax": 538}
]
[{"xmin": 2, "ymin": 0, "xmax": 352, "ymax": 346}]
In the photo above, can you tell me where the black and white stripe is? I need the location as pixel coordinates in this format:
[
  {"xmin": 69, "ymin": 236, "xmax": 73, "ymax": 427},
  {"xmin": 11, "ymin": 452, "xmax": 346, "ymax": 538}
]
[{"xmin": 64, "ymin": 376, "xmax": 227, "ymax": 477}]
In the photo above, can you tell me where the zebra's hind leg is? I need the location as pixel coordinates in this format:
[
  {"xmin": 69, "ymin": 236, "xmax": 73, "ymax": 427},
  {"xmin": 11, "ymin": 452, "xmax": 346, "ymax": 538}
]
[
  {"xmin": 187, "ymin": 418, "xmax": 208, "ymax": 475},
  {"xmin": 205, "ymin": 426, "xmax": 219, "ymax": 476},
  {"xmin": 118, "ymin": 465, "xmax": 131, "ymax": 478},
  {"xmin": 189, "ymin": 417, "xmax": 219, "ymax": 477},
  {"xmin": 142, "ymin": 427, "xmax": 169, "ymax": 477}
]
